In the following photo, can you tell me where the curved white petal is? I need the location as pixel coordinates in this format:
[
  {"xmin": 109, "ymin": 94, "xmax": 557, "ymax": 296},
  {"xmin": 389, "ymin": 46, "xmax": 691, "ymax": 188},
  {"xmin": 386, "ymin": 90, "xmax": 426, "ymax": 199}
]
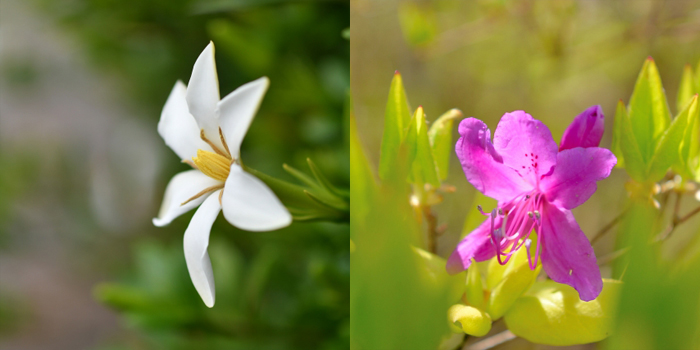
[
  {"xmin": 152, "ymin": 170, "xmax": 223, "ymax": 227},
  {"xmin": 158, "ymin": 81, "xmax": 212, "ymax": 160},
  {"xmin": 183, "ymin": 190, "xmax": 221, "ymax": 308},
  {"xmin": 186, "ymin": 41, "xmax": 223, "ymax": 149},
  {"xmin": 222, "ymin": 164, "xmax": 292, "ymax": 231},
  {"xmin": 218, "ymin": 77, "xmax": 269, "ymax": 158}
]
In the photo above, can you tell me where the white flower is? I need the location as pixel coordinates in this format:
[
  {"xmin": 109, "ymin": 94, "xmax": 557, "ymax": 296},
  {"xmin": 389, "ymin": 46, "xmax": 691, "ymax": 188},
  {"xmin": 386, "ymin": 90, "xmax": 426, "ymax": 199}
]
[{"xmin": 153, "ymin": 42, "xmax": 292, "ymax": 307}]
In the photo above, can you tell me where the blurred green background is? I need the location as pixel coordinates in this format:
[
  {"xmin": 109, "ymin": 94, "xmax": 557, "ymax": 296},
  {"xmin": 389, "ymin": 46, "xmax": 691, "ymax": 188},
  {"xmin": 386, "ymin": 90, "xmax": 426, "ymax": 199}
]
[
  {"xmin": 0, "ymin": 0, "xmax": 348, "ymax": 349},
  {"xmin": 351, "ymin": 0, "xmax": 700, "ymax": 349}
]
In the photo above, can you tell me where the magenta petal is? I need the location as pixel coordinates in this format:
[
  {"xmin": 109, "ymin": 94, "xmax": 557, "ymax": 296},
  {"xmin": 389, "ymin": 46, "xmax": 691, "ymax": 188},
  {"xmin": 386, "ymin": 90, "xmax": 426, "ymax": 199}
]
[
  {"xmin": 541, "ymin": 147, "xmax": 617, "ymax": 209},
  {"xmin": 540, "ymin": 201, "xmax": 602, "ymax": 301},
  {"xmin": 446, "ymin": 216, "xmax": 499, "ymax": 275},
  {"xmin": 560, "ymin": 105, "xmax": 605, "ymax": 151},
  {"xmin": 492, "ymin": 111, "xmax": 559, "ymax": 185},
  {"xmin": 456, "ymin": 118, "xmax": 532, "ymax": 202}
]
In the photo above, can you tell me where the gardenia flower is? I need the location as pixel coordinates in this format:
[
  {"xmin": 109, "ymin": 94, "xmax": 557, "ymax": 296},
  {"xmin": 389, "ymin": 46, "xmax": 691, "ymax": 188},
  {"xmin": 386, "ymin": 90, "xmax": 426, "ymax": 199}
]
[
  {"xmin": 153, "ymin": 42, "xmax": 292, "ymax": 307},
  {"xmin": 446, "ymin": 106, "xmax": 615, "ymax": 301}
]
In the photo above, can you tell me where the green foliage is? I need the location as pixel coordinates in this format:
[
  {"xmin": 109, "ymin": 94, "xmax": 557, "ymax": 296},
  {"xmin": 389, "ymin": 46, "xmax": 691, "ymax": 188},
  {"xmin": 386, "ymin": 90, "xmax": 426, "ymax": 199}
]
[
  {"xmin": 605, "ymin": 200, "xmax": 700, "ymax": 350},
  {"xmin": 411, "ymin": 106, "xmax": 441, "ymax": 188},
  {"xmin": 398, "ymin": 2, "xmax": 437, "ymax": 48},
  {"xmin": 465, "ymin": 259, "xmax": 485, "ymax": 310},
  {"xmin": 351, "ymin": 78, "xmax": 461, "ymax": 350},
  {"xmin": 428, "ymin": 109, "xmax": 462, "ymax": 181},
  {"xmin": 504, "ymin": 279, "xmax": 622, "ymax": 346},
  {"xmin": 614, "ymin": 58, "xmax": 700, "ymax": 183},
  {"xmin": 379, "ymin": 72, "xmax": 412, "ymax": 180}
]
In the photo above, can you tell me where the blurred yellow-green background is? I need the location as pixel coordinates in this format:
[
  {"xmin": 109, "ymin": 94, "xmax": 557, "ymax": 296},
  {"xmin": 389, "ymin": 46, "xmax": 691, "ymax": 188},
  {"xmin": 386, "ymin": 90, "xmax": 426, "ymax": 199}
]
[
  {"xmin": 0, "ymin": 0, "xmax": 348, "ymax": 349},
  {"xmin": 351, "ymin": 0, "xmax": 700, "ymax": 349}
]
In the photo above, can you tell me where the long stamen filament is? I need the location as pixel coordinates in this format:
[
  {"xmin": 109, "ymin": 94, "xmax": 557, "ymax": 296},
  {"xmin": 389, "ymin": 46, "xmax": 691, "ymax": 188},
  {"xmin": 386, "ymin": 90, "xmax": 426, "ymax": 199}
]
[
  {"xmin": 181, "ymin": 184, "xmax": 225, "ymax": 206},
  {"xmin": 201, "ymin": 129, "xmax": 231, "ymax": 159}
]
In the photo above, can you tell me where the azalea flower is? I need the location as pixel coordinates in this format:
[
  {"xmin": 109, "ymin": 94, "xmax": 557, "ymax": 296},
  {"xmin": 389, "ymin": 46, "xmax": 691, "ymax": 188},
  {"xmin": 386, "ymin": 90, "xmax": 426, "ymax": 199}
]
[
  {"xmin": 153, "ymin": 42, "xmax": 292, "ymax": 307},
  {"xmin": 446, "ymin": 106, "xmax": 615, "ymax": 301}
]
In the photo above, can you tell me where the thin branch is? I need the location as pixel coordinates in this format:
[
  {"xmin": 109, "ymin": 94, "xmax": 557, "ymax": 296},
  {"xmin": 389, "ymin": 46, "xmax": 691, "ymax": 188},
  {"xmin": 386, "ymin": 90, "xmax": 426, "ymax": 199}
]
[
  {"xmin": 466, "ymin": 330, "xmax": 517, "ymax": 350},
  {"xmin": 677, "ymin": 206, "xmax": 700, "ymax": 225},
  {"xmin": 590, "ymin": 209, "xmax": 627, "ymax": 245},
  {"xmin": 657, "ymin": 193, "xmax": 700, "ymax": 241},
  {"xmin": 423, "ymin": 206, "xmax": 438, "ymax": 254}
]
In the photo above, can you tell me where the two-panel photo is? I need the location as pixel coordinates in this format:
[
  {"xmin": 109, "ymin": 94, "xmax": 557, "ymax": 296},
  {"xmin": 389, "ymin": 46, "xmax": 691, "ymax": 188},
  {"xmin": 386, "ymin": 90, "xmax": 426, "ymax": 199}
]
[{"xmin": 0, "ymin": 0, "xmax": 699, "ymax": 349}]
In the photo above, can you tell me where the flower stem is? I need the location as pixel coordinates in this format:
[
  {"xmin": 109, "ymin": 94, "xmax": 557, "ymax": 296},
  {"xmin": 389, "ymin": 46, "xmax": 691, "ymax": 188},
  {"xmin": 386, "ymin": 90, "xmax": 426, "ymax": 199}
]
[{"xmin": 464, "ymin": 330, "xmax": 517, "ymax": 350}]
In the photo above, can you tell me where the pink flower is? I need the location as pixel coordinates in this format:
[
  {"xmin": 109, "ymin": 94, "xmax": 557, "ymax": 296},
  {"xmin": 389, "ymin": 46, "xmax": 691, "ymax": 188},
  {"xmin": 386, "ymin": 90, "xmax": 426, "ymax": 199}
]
[{"xmin": 446, "ymin": 106, "xmax": 615, "ymax": 301}]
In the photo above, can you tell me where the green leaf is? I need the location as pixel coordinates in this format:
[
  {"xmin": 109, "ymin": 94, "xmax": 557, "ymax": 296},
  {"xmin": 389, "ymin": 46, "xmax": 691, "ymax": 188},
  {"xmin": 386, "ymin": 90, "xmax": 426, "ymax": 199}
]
[
  {"xmin": 465, "ymin": 259, "xmax": 485, "ymax": 310},
  {"xmin": 611, "ymin": 100, "xmax": 626, "ymax": 168},
  {"xmin": 411, "ymin": 106, "xmax": 441, "ymax": 187},
  {"xmin": 677, "ymin": 64, "xmax": 695, "ymax": 113},
  {"xmin": 379, "ymin": 72, "xmax": 412, "ymax": 180},
  {"xmin": 413, "ymin": 247, "xmax": 466, "ymax": 304},
  {"xmin": 428, "ymin": 109, "xmax": 463, "ymax": 181},
  {"xmin": 447, "ymin": 304, "xmax": 492, "ymax": 337},
  {"xmin": 398, "ymin": 2, "xmax": 436, "ymax": 47},
  {"xmin": 504, "ymin": 279, "xmax": 622, "ymax": 346},
  {"xmin": 616, "ymin": 100, "xmax": 647, "ymax": 182},
  {"xmin": 628, "ymin": 57, "xmax": 671, "ymax": 164},
  {"xmin": 672, "ymin": 95, "xmax": 700, "ymax": 180},
  {"xmin": 486, "ymin": 246, "xmax": 541, "ymax": 320},
  {"xmin": 646, "ymin": 96, "xmax": 692, "ymax": 182}
]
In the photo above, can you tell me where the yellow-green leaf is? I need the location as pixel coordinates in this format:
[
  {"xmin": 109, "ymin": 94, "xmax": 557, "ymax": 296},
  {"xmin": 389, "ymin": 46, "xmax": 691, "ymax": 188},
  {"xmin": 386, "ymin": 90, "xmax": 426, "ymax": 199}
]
[
  {"xmin": 428, "ymin": 109, "xmax": 463, "ymax": 181},
  {"xmin": 677, "ymin": 64, "xmax": 695, "ymax": 113},
  {"xmin": 465, "ymin": 259, "xmax": 485, "ymax": 309},
  {"xmin": 379, "ymin": 72, "xmax": 412, "ymax": 180},
  {"xmin": 611, "ymin": 100, "xmax": 626, "ymax": 168},
  {"xmin": 646, "ymin": 96, "xmax": 692, "ymax": 182},
  {"xmin": 411, "ymin": 106, "xmax": 441, "ymax": 187},
  {"xmin": 628, "ymin": 58, "xmax": 671, "ymax": 164},
  {"xmin": 504, "ymin": 279, "xmax": 622, "ymax": 346},
  {"xmin": 486, "ymin": 247, "xmax": 541, "ymax": 320},
  {"xmin": 447, "ymin": 304, "xmax": 492, "ymax": 337},
  {"xmin": 413, "ymin": 247, "xmax": 465, "ymax": 304},
  {"xmin": 672, "ymin": 95, "xmax": 699, "ymax": 180}
]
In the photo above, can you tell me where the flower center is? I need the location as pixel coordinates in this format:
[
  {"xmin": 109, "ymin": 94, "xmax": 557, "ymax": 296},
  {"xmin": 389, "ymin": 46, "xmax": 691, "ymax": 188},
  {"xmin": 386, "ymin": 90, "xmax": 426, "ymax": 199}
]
[
  {"xmin": 478, "ymin": 192, "xmax": 545, "ymax": 269},
  {"xmin": 192, "ymin": 150, "xmax": 231, "ymax": 181},
  {"xmin": 180, "ymin": 128, "xmax": 233, "ymax": 206}
]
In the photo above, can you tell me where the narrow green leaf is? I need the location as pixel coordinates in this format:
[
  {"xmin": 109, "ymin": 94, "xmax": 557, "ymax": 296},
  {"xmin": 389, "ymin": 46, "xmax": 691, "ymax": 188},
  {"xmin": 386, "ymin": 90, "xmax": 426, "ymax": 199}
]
[
  {"xmin": 486, "ymin": 247, "xmax": 540, "ymax": 320},
  {"xmin": 628, "ymin": 58, "xmax": 671, "ymax": 164},
  {"xmin": 677, "ymin": 64, "xmax": 695, "ymax": 113},
  {"xmin": 306, "ymin": 158, "xmax": 348, "ymax": 199},
  {"xmin": 646, "ymin": 97, "xmax": 691, "ymax": 182},
  {"xmin": 411, "ymin": 106, "xmax": 441, "ymax": 187},
  {"xmin": 448, "ymin": 304, "xmax": 492, "ymax": 336},
  {"xmin": 283, "ymin": 163, "xmax": 322, "ymax": 189},
  {"xmin": 672, "ymin": 95, "xmax": 699, "ymax": 180},
  {"xmin": 615, "ymin": 100, "xmax": 647, "ymax": 182},
  {"xmin": 465, "ymin": 260, "xmax": 484, "ymax": 310},
  {"xmin": 428, "ymin": 109, "xmax": 463, "ymax": 181},
  {"xmin": 350, "ymin": 112, "xmax": 377, "ymax": 224},
  {"xmin": 611, "ymin": 100, "xmax": 626, "ymax": 168},
  {"xmin": 379, "ymin": 72, "xmax": 412, "ymax": 180},
  {"xmin": 504, "ymin": 279, "xmax": 622, "ymax": 346}
]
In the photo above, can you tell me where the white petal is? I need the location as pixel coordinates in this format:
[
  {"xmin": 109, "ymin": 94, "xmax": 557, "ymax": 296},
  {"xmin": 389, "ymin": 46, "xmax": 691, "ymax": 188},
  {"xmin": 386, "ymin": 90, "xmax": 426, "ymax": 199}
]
[
  {"xmin": 218, "ymin": 77, "xmax": 269, "ymax": 158},
  {"xmin": 183, "ymin": 190, "xmax": 221, "ymax": 308},
  {"xmin": 152, "ymin": 170, "xmax": 222, "ymax": 227},
  {"xmin": 186, "ymin": 41, "xmax": 223, "ymax": 149},
  {"xmin": 158, "ymin": 81, "xmax": 212, "ymax": 160},
  {"xmin": 222, "ymin": 164, "xmax": 292, "ymax": 231}
]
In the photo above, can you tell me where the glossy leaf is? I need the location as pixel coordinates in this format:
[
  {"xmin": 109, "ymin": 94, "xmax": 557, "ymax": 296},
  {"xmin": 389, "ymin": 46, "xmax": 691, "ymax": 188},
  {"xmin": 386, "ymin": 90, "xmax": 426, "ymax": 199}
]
[
  {"xmin": 379, "ymin": 72, "xmax": 412, "ymax": 180},
  {"xmin": 672, "ymin": 95, "xmax": 700, "ymax": 180},
  {"xmin": 447, "ymin": 304, "xmax": 492, "ymax": 337},
  {"xmin": 411, "ymin": 106, "xmax": 441, "ymax": 187},
  {"xmin": 628, "ymin": 58, "xmax": 671, "ymax": 164},
  {"xmin": 486, "ymin": 246, "xmax": 541, "ymax": 320},
  {"xmin": 504, "ymin": 279, "xmax": 622, "ymax": 346},
  {"xmin": 646, "ymin": 96, "xmax": 691, "ymax": 182},
  {"xmin": 465, "ymin": 259, "xmax": 485, "ymax": 309},
  {"xmin": 428, "ymin": 109, "xmax": 463, "ymax": 180}
]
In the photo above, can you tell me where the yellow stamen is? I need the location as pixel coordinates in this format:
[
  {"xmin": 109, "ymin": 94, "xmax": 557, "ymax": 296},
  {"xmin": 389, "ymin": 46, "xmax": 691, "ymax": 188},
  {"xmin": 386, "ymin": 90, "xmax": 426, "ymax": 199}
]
[
  {"xmin": 192, "ymin": 149, "xmax": 232, "ymax": 182},
  {"xmin": 181, "ymin": 184, "xmax": 224, "ymax": 206}
]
